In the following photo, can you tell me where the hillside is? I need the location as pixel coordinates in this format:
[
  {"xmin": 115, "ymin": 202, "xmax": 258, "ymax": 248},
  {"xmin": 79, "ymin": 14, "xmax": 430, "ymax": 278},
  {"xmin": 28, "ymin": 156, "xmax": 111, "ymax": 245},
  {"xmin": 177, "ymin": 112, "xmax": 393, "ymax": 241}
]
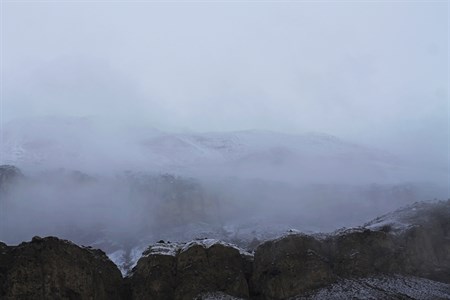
[{"xmin": 1, "ymin": 200, "xmax": 449, "ymax": 299}]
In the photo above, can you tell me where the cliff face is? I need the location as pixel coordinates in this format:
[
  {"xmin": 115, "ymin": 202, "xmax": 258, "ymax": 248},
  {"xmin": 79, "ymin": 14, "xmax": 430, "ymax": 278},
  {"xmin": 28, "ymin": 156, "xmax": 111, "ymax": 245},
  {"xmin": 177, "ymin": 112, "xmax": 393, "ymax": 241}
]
[
  {"xmin": 251, "ymin": 200, "xmax": 450, "ymax": 299},
  {"xmin": 0, "ymin": 200, "xmax": 449, "ymax": 299},
  {"xmin": 0, "ymin": 165, "xmax": 23, "ymax": 194},
  {"xmin": 129, "ymin": 240, "xmax": 252, "ymax": 300},
  {"xmin": 0, "ymin": 236, "xmax": 123, "ymax": 300}
]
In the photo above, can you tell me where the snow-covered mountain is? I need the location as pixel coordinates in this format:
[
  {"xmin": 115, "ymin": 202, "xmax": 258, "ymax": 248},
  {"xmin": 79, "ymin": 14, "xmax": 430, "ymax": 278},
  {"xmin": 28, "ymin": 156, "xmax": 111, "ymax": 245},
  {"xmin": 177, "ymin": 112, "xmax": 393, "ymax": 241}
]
[{"xmin": 1, "ymin": 116, "xmax": 426, "ymax": 184}]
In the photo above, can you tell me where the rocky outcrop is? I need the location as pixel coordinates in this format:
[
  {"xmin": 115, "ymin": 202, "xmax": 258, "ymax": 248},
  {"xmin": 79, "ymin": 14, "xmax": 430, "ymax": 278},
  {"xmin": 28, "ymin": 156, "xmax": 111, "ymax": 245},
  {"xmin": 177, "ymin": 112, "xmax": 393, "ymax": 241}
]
[
  {"xmin": 127, "ymin": 242, "xmax": 178, "ymax": 300},
  {"xmin": 294, "ymin": 275, "xmax": 450, "ymax": 300},
  {"xmin": 0, "ymin": 200, "xmax": 449, "ymax": 299},
  {"xmin": 251, "ymin": 200, "xmax": 450, "ymax": 299},
  {"xmin": 0, "ymin": 236, "xmax": 123, "ymax": 300},
  {"xmin": 0, "ymin": 165, "xmax": 23, "ymax": 193},
  {"xmin": 250, "ymin": 234, "xmax": 335, "ymax": 299},
  {"xmin": 175, "ymin": 241, "xmax": 250, "ymax": 300},
  {"xmin": 361, "ymin": 199, "xmax": 450, "ymax": 283},
  {"xmin": 129, "ymin": 239, "xmax": 252, "ymax": 300},
  {"xmin": 129, "ymin": 200, "xmax": 450, "ymax": 300}
]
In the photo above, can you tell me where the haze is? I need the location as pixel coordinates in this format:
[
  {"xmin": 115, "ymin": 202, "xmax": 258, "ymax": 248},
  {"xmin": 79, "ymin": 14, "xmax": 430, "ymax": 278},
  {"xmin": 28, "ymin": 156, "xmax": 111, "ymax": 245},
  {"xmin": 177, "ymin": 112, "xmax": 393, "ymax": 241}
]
[{"xmin": 0, "ymin": 1, "xmax": 448, "ymax": 272}]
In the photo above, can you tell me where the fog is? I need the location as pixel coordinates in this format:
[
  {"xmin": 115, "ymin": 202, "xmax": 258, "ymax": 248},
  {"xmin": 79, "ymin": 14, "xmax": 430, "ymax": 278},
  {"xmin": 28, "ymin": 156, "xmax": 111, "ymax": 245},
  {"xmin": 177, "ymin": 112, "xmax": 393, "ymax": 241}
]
[
  {"xmin": 0, "ymin": 1, "xmax": 448, "ymax": 271},
  {"xmin": 0, "ymin": 117, "xmax": 448, "ymax": 267}
]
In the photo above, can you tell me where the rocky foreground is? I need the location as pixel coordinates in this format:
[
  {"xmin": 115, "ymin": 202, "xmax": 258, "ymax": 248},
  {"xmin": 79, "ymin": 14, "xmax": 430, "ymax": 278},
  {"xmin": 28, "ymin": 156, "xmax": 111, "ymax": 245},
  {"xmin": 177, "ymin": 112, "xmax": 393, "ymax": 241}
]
[{"xmin": 1, "ymin": 200, "xmax": 450, "ymax": 299}]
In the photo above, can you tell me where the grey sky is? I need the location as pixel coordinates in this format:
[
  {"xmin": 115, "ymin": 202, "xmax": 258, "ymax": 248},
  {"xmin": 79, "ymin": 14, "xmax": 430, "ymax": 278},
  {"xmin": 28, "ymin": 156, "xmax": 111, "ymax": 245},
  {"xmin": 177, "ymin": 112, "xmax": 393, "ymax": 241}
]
[{"xmin": 2, "ymin": 1, "xmax": 449, "ymax": 167}]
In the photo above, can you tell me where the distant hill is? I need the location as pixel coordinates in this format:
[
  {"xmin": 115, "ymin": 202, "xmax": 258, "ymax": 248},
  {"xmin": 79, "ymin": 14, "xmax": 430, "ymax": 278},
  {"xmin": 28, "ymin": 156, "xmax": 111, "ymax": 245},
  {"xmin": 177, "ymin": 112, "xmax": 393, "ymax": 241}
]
[{"xmin": 1, "ymin": 116, "xmax": 434, "ymax": 184}]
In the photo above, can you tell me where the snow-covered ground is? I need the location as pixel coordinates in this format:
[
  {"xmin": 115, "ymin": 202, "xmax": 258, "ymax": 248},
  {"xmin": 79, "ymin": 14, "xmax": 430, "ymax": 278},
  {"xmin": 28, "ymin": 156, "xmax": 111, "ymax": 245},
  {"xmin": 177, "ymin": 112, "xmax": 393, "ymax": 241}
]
[
  {"xmin": 294, "ymin": 275, "xmax": 450, "ymax": 300},
  {"xmin": 364, "ymin": 200, "xmax": 449, "ymax": 233}
]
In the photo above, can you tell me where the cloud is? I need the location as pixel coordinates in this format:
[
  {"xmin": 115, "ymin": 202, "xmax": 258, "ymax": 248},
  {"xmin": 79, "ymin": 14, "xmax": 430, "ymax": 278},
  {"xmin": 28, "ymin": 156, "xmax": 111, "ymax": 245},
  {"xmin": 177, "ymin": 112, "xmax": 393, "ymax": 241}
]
[{"xmin": 2, "ymin": 1, "xmax": 448, "ymax": 166}]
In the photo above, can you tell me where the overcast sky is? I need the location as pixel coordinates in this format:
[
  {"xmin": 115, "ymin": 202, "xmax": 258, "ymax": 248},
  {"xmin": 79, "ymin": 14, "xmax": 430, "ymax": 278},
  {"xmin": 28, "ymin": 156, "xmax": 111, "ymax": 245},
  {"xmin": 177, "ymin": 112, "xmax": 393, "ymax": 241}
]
[{"xmin": 2, "ymin": 1, "xmax": 449, "ymax": 166}]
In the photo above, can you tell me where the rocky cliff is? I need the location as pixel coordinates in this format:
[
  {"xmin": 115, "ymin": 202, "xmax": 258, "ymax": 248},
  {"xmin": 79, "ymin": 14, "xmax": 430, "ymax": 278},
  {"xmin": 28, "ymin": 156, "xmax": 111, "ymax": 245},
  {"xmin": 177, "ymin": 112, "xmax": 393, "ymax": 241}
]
[
  {"xmin": 0, "ymin": 236, "xmax": 123, "ymax": 300},
  {"xmin": 0, "ymin": 200, "xmax": 449, "ymax": 299}
]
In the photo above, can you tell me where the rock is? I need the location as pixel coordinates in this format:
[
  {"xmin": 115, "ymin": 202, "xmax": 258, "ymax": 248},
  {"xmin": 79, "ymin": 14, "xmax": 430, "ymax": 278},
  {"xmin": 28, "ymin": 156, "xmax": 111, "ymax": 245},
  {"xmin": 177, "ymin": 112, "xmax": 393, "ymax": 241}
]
[
  {"xmin": 251, "ymin": 234, "xmax": 336, "ymax": 299},
  {"xmin": 331, "ymin": 229, "xmax": 400, "ymax": 276},
  {"xmin": 0, "ymin": 236, "xmax": 122, "ymax": 300},
  {"xmin": 251, "ymin": 200, "xmax": 450, "ymax": 299},
  {"xmin": 0, "ymin": 165, "xmax": 23, "ymax": 193},
  {"xmin": 294, "ymin": 275, "xmax": 450, "ymax": 300},
  {"xmin": 194, "ymin": 291, "xmax": 247, "ymax": 299},
  {"xmin": 130, "ymin": 239, "xmax": 251, "ymax": 300},
  {"xmin": 175, "ymin": 241, "xmax": 250, "ymax": 300},
  {"xmin": 1, "ymin": 200, "xmax": 450, "ymax": 299},
  {"xmin": 395, "ymin": 204, "xmax": 450, "ymax": 282},
  {"xmin": 363, "ymin": 200, "xmax": 450, "ymax": 282},
  {"xmin": 129, "ymin": 243, "xmax": 178, "ymax": 300}
]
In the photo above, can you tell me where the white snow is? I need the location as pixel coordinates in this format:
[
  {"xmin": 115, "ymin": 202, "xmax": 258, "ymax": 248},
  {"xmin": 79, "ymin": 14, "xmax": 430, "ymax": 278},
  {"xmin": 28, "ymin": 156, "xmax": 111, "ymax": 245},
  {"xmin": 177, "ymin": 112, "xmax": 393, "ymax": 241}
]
[
  {"xmin": 363, "ymin": 200, "xmax": 447, "ymax": 233},
  {"xmin": 143, "ymin": 242, "xmax": 181, "ymax": 257},
  {"xmin": 1, "ymin": 116, "xmax": 413, "ymax": 184},
  {"xmin": 107, "ymin": 249, "xmax": 128, "ymax": 276},
  {"xmin": 195, "ymin": 292, "xmax": 245, "ymax": 300},
  {"xmin": 293, "ymin": 275, "xmax": 450, "ymax": 300},
  {"xmin": 180, "ymin": 238, "xmax": 253, "ymax": 257}
]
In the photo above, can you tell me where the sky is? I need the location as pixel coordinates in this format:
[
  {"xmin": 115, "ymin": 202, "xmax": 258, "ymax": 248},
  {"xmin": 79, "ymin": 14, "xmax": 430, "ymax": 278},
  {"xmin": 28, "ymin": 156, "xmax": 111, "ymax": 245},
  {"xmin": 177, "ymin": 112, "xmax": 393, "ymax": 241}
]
[{"xmin": 1, "ymin": 1, "xmax": 449, "ymax": 167}]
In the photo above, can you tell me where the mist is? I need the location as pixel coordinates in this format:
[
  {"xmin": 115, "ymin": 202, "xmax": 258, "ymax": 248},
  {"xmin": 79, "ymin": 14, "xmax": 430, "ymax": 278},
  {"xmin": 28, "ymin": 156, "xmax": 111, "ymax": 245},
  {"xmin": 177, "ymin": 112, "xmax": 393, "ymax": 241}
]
[{"xmin": 0, "ymin": 1, "xmax": 448, "ymax": 273}]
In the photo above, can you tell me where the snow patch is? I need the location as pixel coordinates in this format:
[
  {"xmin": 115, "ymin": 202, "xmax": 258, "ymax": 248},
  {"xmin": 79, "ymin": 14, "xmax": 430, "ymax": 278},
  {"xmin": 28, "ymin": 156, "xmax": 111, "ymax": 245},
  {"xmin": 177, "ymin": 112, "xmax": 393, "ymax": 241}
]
[
  {"xmin": 106, "ymin": 249, "xmax": 127, "ymax": 276},
  {"xmin": 180, "ymin": 238, "xmax": 253, "ymax": 257},
  {"xmin": 293, "ymin": 275, "xmax": 450, "ymax": 300},
  {"xmin": 143, "ymin": 242, "xmax": 181, "ymax": 257},
  {"xmin": 195, "ymin": 292, "xmax": 246, "ymax": 300}
]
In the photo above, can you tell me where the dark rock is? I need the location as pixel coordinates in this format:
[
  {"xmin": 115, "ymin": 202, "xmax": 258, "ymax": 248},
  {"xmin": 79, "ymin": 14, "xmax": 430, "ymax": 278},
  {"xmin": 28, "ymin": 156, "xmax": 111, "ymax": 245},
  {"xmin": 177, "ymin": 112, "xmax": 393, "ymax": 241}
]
[
  {"xmin": 1, "ymin": 200, "xmax": 450, "ymax": 299},
  {"xmin": 395, "ymin": 207, "xmax": 450, "ymax": 282},
  {"xmin": 175, "ymin": 242, "xmax": 250, "ymax": 300},
  {"xmin": 129, "ymin": 243, "xmax": 178, "ymax": 300},
  {"xmin": 294, "ymin": 275, "xmax": 450, "ymax": 300},
  {"xmin": 251, "ymin": 200, "xmax": 450, "ymax": 299},
  {"xmin": 251, "ymin": 234, "xmax": 336, "ymax": 299},
  {"xmin": 331, "ymin": 229, "xmax": 400, "ymax": 276},
  {"xmin": 130, "ymin": 240, "xmax": 251, "ymax": 300},
  {"xmin": 0, "ymin": 236, "xmax": 122, "ymax": 300}
]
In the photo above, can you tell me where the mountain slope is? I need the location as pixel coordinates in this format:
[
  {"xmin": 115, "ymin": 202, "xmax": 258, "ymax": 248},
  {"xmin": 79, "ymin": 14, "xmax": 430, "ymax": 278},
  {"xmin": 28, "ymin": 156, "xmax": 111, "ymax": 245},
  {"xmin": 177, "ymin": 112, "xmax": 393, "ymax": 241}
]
[{"xmin": 1, "ymin": 117, "xmax": 414, "ymax": 184}]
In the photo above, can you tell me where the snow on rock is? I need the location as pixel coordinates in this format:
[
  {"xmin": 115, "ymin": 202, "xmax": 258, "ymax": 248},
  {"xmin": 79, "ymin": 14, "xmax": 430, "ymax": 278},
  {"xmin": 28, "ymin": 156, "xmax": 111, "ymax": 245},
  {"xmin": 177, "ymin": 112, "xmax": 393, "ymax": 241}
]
[
  {"xmin": 142, "ymin": 242, "xmax": 181, "ymax": 257},
  {"xmin": 180, "ymin": 238, "xmax": 253, "ymax": 257},
  {"xmin": 363, "ymin": 199, "xmax": 450, "ymax": 233},
  {"xmin": 129, "ymin": 245, "xmax": 147, "ymax": 270},
  {"xmin": 107, "ymin": 249, "xmax": 128, "ymax": 276},
  {"xmin": 195, "ymin": 292, "xmax": 246, "ymax": 300},
  {"xmin": 107, "ymin": 244, "xmax": 148, "ymax": 277},
  {"xmin": 293, "ymin": 275, "xmax": 450, "ymax": 300},
  {"xmin": 135, "ymin": 238, "xmax": 254, "ymax": 264}
]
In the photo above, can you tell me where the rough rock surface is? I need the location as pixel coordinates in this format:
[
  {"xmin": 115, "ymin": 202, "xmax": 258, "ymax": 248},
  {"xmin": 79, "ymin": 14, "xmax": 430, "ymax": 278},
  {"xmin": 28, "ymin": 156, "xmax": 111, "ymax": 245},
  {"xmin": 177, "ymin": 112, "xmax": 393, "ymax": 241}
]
[
  {"xmin": 294, "ymin": 275, "xmax": 450, "ymax": 300},
  {"xmin": 129, "ymin": 239, "xmax": 252, "ymax": 300},
  {"xmin": 127, "ymin": 242, "xmax": 178, "ymax": 300},
  {"xmin": 251, "ymin": 200, "xmax": 450, "ymax": 299},
  {"xmin": 1, "ymin": 200, "xmax": 449, "ymax": 299},
  {"xmin": 0, "ymin": 236, "xmax": 123, "ymax": 300},
  {"xmin": 251, "ymin": 234, "xmax": 335, "ymax": 298},
  {"xmin": 176, "ymin": 242, "xmax": 250, "ymax": 300}
]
